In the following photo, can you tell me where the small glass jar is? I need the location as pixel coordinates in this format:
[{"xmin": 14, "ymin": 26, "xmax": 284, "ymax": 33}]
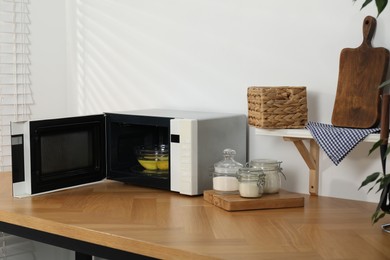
[
  {"xmin": 237, "ymin": 167, "xmax": 265, "ymax": 198},
  {"xmin": 248, "ymin": 159, "xmax": 284, "ymax": 194},
  {"xmin": 213, "ymin": 149, "xmax": 243, "ymax": 194}
]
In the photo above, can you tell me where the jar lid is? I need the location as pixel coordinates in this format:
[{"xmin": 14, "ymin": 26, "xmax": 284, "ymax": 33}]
[
  {"xmin": 238, "ymin": 167, "xmax": 262, "ymax": 175},
  {"xmin": 237, "ymin": 167, "xmax": 264, "ymax": 181},
  {"xmin": 249, "ymin": 159, "xmax": 281, "ymax": 170},
  {"xmin": 214, "ymin": 148, "xmax": 243, "ymax": 174},
  {"xmin": 238, "ymin": 167, "xmax": 262, "ymax": 173}
]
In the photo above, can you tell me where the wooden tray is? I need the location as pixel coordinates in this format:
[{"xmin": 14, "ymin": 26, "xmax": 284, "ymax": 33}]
[{"xmin": 203, "ymin": 190, "xmax": 304, "ymax": 211}]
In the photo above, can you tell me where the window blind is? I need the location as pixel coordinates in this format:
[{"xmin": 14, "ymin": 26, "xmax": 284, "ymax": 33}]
[{"xmin": 0, "ymin": 0, "xmax": 32, "ymax": 172}]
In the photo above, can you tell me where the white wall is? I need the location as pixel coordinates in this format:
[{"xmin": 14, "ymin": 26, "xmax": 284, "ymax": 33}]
[
  {"xmin": 30, "ymin": 0, "xmax": 390, "ymax": 203},
  {"xmin": 30, "ymin": 0, "xmax": 68, "ymax": 119}
]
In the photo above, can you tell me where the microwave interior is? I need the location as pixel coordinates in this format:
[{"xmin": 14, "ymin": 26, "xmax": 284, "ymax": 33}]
[{"xmin": 105, "ymin": 113, "xmax": 171, "ymax": 190}]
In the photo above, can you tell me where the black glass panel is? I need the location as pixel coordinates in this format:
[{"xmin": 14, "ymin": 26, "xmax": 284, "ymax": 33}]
[{"xmin": 40, "ymin": 131, "xmax": 93, "ymax": 175}]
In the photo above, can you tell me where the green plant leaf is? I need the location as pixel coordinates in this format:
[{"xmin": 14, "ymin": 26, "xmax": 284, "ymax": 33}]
[
  {"xmin": 375, "ymin": 0, "xmax": 388, "ymax": 16},
  {"xmin": 377, "ymin": 178, "xmax": 386, "ymax": 193},
  {"xmin": 369, "ymin": 140, "xmax": 382, "ymax": 155},
  {"xmin": 359, "ymin": 172, "xmax": 381, "ymax": 190},
  {"xmin": 383, "ymin": 174, "xmax": 390, "ymax": 185},
  {"xmin": 376, "ymin": 175, "xmax": 390, "ymax": 193},
  {"xmin": 368, "ymin": 177, "xmax": 383, "ymax": 193},
  {"xmin": 372, "ymin": 208, "xmax": 386, "ymax": 224},
  {"xmin": 361, "ymin": 0, "xmax": 373, "ymax": 9}
]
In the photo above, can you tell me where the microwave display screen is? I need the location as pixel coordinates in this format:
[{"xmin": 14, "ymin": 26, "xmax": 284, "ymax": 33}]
[{"xmin": 40, "ymin": 131, "xmax": 93, "ymax": 175}]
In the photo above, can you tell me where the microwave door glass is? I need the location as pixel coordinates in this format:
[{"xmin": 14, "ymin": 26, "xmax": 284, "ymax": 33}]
[{"xmin": 40, "ymin": 131, "xmax": 94, "ymax": 178}]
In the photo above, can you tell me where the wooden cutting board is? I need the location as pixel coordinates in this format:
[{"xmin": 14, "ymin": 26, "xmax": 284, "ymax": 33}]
[
  {"xmin": 332, "ymin": 16, "xmax": 389, "ymax": 128},
  {"xmin": 203, "ymin": 190, "xmax": 304, "ymax": 211}
]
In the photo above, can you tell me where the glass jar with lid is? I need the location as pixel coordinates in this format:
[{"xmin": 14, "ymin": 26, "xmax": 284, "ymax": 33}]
[
  {"xmin": 237, "ymin": 167, "xmax": 265, "ymax": 198},
  {"xmin": 213, "ymin": 148, "xmax": 243, "ymax": 194},
  {"xmin": 248, "ymin": 159, "xmax": 284, "ymax": 194}
]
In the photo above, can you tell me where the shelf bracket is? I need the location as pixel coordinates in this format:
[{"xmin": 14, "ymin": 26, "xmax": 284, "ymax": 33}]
[{"xmin": 283, "ymin": 137, "xmax": 319, "ymax": 195}]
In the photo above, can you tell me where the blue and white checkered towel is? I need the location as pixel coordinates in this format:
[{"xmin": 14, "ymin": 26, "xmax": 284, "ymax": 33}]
[{"xmin": 306, "ymin": 121, "xmax": 380, "ymax": 165}]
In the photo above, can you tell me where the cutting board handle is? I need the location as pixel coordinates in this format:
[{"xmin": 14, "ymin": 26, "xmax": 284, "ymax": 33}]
[{"xmin": 362, "ymin": 16, "xmax": 376, "ymax": 48}]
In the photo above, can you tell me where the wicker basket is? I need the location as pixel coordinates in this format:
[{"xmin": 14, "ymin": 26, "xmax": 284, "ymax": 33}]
[{"xmin": 247, "ymin": 86, "xmax": 308, "ymax": 129}]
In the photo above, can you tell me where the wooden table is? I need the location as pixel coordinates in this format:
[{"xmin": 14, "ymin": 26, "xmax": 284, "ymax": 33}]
[{"xmin": 0, "ymin": 172, "xmax": 389, "ymax": 259}]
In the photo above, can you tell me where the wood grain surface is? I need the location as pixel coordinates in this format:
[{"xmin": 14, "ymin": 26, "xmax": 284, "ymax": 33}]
[
  {"xmin": 332, "ymin": 16, "xmax": 389, "ymax": 128},
  {"xmin": 0, "ymin": 172, "xmax": 390, "ymax": 259}
]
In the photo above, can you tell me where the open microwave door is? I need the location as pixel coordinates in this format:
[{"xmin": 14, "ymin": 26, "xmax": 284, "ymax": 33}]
[{"xmin": 11, "ymin": 114, "xmax": 106, "ymax": 197}]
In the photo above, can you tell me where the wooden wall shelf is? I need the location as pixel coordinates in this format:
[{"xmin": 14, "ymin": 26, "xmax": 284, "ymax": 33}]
[{"xmin": 255, "ymin": 128, "xmax": 381, "ymax": 196}]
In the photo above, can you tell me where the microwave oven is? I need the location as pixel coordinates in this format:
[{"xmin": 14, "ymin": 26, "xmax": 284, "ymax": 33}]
[{"xmin": 10, "ymin": 109, "xmax": 247, "ymax": 197}]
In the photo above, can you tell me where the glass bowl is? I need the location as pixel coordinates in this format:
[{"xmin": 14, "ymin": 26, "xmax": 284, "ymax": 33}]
[{"xmin": 135, "ymin": 144, "xmax": 169, "ymax": 171}]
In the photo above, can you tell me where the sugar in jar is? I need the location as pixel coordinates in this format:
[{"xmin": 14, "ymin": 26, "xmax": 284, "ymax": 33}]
[
  {"xmin": 248, "ymin": 159, "xmax": 284, "ymax": 194},
  {"xmin": 237, "ymin": 167, "xmax": 265, "ymax": 198},
  {"xmin": 213, "ymin": 149, "xmax": 243, "ymax": 194}
]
